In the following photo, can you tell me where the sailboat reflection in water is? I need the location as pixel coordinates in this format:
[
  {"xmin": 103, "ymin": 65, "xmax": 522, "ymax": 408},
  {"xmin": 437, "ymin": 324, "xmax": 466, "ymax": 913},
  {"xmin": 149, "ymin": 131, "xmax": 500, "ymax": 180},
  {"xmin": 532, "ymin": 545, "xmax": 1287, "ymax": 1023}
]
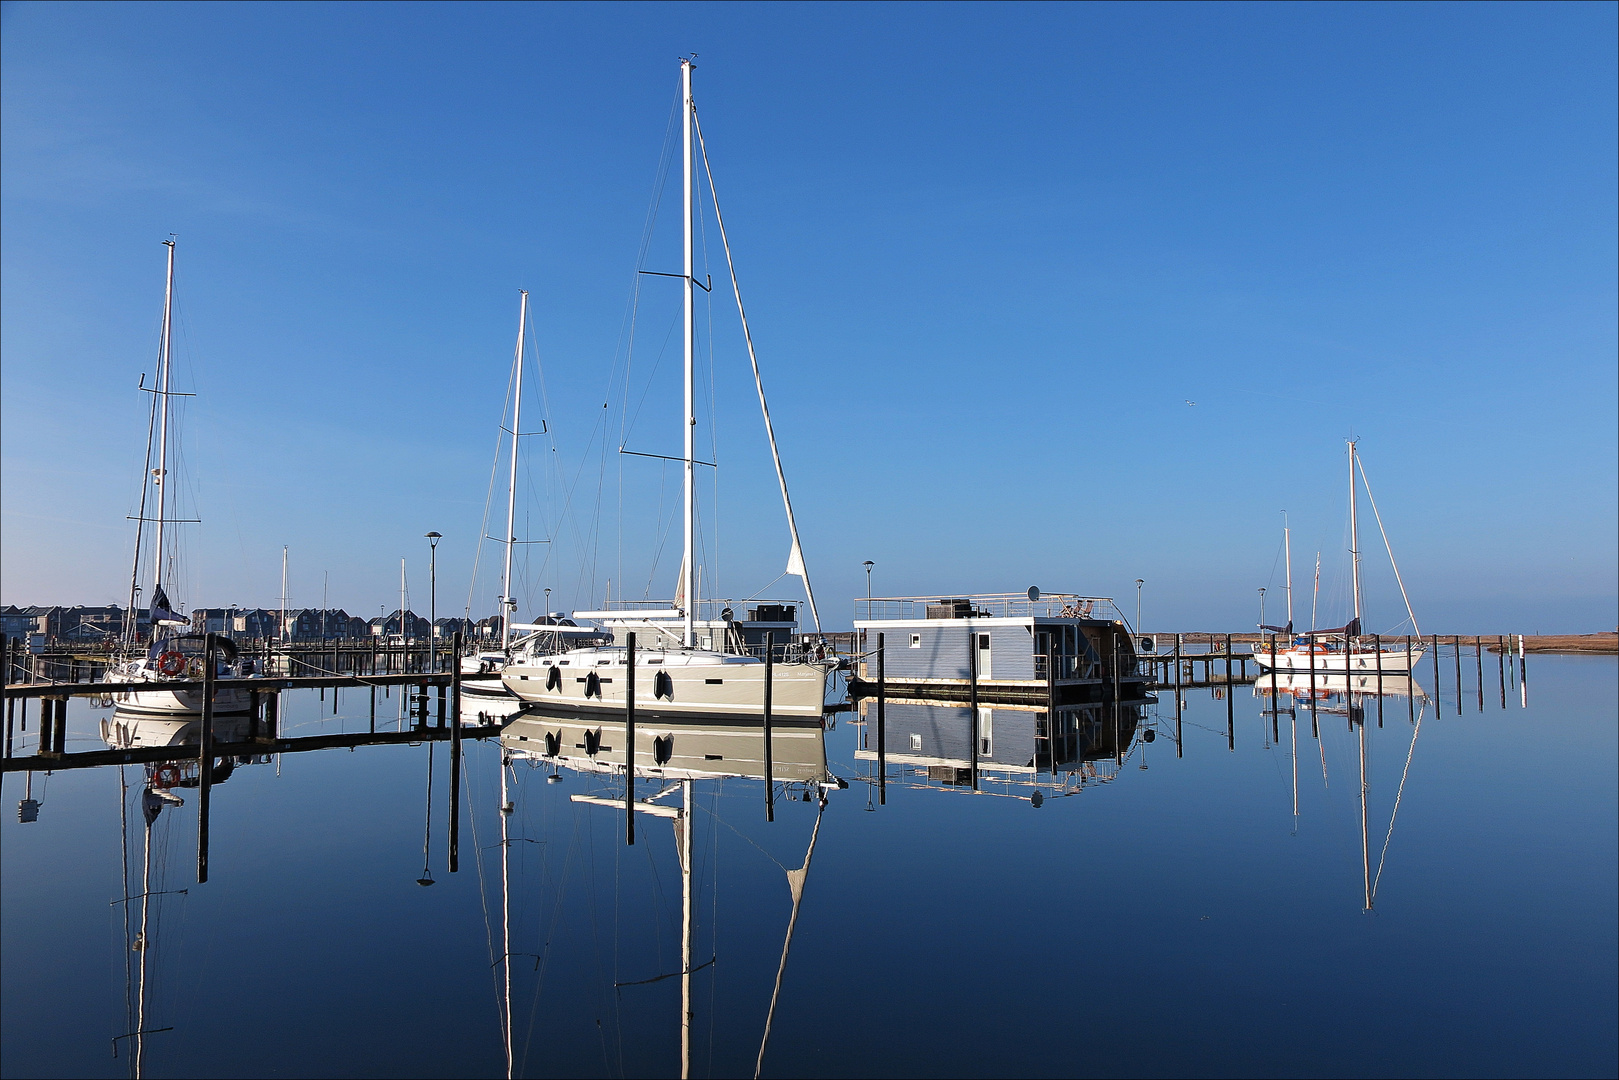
[
  {"xmin": 486, "ymin": 705, "xmax": 841, "ymax": 1079},
  {"xmin": 1253, "ymin": 672, "xmax": 1430, "ymax": 911},
  {"xmin": 105, "ymin": 713, "xmax": 268, "ymax": 1078}
]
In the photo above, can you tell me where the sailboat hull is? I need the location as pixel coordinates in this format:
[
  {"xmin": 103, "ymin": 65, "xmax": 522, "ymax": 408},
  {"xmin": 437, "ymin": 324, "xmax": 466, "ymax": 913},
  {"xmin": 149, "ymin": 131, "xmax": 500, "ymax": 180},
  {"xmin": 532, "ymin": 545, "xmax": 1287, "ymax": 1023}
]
[
  {"xmin": 503, "ymin": 649, "xmax": 830, "ymax": 719},
  {"xmin": 1251, "ymin": 645, "xmax": 1425, "ymax": 674}
]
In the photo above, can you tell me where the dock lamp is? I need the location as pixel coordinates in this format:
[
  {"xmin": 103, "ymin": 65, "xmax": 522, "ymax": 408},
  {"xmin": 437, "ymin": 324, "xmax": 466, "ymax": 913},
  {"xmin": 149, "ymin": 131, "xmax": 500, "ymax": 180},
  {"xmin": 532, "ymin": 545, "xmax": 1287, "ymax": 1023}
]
[
  {"xmin": 1135, "ymin": 579, "xmax": 1144, "ymax": 632},
  {"xmin": 425, "ymin": 532, "xmax": 442, "ymax": 672},
  {"xmin": 1259, "ymin": 587, "xmax": 1266, "ymax": 629},
  {"xmin": 863, "ymin": 561, "xmax": 875, "ymax": 618}
]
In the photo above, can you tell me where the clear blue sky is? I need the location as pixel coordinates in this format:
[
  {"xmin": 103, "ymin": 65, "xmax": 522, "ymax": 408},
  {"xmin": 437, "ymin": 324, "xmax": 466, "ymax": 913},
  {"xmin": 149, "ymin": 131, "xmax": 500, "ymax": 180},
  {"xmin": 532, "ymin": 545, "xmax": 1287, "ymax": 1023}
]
[{"xmin": 2, "ymin": 1, "xmax": 1615, "ymax": 633}]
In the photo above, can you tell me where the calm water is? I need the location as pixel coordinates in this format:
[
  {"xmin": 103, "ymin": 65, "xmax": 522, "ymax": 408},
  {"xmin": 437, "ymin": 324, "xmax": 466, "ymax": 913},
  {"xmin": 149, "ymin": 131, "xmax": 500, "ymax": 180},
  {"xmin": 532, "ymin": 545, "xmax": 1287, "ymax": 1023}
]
[{"xmin": 3, "ymin": 656, "xmax": 1614, "ymax": 1078}]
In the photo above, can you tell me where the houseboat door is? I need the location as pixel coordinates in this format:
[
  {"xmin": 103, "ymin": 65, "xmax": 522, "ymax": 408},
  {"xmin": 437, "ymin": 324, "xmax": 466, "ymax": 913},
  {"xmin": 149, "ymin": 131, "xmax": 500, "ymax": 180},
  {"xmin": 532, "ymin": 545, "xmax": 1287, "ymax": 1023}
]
[{"xmin": 975, "ymin": 631, "xmax": 992, "ymax": 680}]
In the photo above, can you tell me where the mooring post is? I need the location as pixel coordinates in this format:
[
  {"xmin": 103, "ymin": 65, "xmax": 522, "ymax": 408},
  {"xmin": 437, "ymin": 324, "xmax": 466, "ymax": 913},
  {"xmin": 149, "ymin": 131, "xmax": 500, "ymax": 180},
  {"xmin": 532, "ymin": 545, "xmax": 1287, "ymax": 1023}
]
[
  {"xmin": 436, "ymin": 684, "xmax": 446, "ymax": 728},
  {"xmin": 449, "ymin": 631, "xmax": 462, "ymax": 873},
  {"xmin": 263, "ymin": 690, "xmax": 279, "ymax": 742},
  {"xmin": 1475, "ymin": 637, "xmax": 1484, "ymax": 712},
  {"xmin": 370, "ymin": 685, "xmax": 376, "ymax": 733},
  {"xmin": 1453, "ymin": 636, "xmax": 1463, "ymax": 716},
  {"xmin": 625, "ymin": 631, "xmax": 637, "ymax": 845},
  {"xmin": 970, "ymin": 627, "xmax": 982, "ymax": 786},
  {"xmin": 1431, "ymin": 634, "xmax": 1440, "ymax": 701},
  {"xmin": 764, "ymin": 630, "xmax": 776, "ymax": 821},
  {"xmin": 198, "ymin": 633, "xmax": 217, "ymax": 884},
  {"xmin": 1406, "ymin": 637, "xmax": 1415, "ymax": 724},
  {"xmin": 1374, "ymin": 633, "xmax": 1384, "ymax": 727},
  {"xmin": 248, "ymin": 689, "xmax": 261, "ymax": 741},
  {"xmin": 876, "ymin": 632, "xmax": 886, "ymax": 805},
  {"xmin": 1173, "ymin": 633, "xmax": 1183, "ymax": 756},
  {"xmin": 1518, "ymin": 634, "xmax": 1527, "ymax": 708},
  {"xmin": 1497, "ymin": 635, "xmax": 1507, "ymax": 708},
  {"xmin": 1224, "ymin": 633, "xmax": 1234, "ymax": 751},
  {"xmin": 2, "ymin": 637, "xmax": 10, "ymax": 759},
  {"xmin": 54, "ymin": 697, "xmax": 67, "ymax": 755}
]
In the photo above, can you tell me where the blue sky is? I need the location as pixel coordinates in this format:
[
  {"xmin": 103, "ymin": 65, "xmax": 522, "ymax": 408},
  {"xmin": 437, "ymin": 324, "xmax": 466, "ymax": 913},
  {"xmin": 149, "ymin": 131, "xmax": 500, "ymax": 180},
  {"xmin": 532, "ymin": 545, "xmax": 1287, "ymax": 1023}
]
[{"xmin": 2, "ymin": 1, "xmax": 1615, "ymax": 632}]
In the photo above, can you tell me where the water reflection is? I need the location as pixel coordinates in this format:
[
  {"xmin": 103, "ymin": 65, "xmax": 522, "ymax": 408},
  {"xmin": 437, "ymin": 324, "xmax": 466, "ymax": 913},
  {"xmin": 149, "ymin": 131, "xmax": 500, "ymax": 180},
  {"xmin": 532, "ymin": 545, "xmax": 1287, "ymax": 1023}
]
[
  {"xmin": 492, "ymin": 707, "xmax": 838, "ymax": 1078},
  {"xmin": 853, "ymin": 698, "xmax": 1147, "ymax": 798}
]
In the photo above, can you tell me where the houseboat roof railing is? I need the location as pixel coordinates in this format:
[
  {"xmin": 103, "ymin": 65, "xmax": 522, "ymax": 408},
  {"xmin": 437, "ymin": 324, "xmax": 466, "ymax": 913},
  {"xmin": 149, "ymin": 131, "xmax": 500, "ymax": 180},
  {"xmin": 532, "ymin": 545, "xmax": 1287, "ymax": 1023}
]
[{"xmin": 855, "ymin": 593, "xmax": 1126, "ymax": 623}]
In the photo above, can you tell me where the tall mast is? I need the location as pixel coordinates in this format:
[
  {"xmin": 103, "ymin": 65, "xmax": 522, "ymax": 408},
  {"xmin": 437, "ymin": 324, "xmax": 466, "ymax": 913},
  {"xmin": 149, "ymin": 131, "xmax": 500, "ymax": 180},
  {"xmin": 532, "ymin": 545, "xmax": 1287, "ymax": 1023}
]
[
  {"xmin": 502, "ymin": 292, "xmax": 527, "ymax": 652},
  {"xmin": 500, "ymin": 757, "xmax": 513, "ymax": 1079},
  {"xmin": 150, "ymin": 239, "xmax": 176, "ymax": 615},
  {"xmin": 1348, "ymin": 440, "xmax": 1363, "ymax": 627},
  {"xmin": 680, "ymin": 57, "xmax": 696, "ymax": 649},
  {"xmin": 401, "ymin": 558, "xmax": 408, "ymax": 653},
  {"xmin": 1283, "ymin": 512, "xmax": 1294, "ymax": 629}
]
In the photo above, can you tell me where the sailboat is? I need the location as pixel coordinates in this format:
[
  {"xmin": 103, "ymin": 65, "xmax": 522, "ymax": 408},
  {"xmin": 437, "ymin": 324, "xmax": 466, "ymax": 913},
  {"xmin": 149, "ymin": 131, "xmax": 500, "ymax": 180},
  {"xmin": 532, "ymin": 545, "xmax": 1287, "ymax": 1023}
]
[
  {"xmin": 504, "ymin": 58, "xmax": 834, "ymax": 719},
  {"xmin": 109, "ymin": 240, "xmax": 249, "ymax": 718},
  {"xmin": 1253, "ymin": 440, "xmax": 1426, "ymax": 675},
  {"xmin": 461, "ymin": 291, "xmax": 604, "ymax": 698}
]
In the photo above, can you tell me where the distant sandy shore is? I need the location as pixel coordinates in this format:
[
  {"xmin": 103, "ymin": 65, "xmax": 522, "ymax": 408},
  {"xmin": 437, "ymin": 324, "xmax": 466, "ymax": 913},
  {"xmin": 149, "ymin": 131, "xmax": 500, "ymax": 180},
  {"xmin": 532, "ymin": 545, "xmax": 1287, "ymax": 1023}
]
[{"xmin": 1156, "ymin": 632, "xmax": 1618, "ymax": 655}]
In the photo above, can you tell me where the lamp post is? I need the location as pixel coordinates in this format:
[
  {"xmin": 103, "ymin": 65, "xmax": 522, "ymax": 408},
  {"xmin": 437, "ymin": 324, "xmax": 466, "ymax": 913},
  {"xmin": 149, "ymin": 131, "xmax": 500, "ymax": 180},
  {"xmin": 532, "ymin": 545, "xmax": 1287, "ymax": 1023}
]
[
  {"xmin": 426, "ymin": 532, "xmax": 441, "ymax": 672},
  {"xmin": 1135, "ymin": 579, "xmax": 1144, "ymax": 632},
  {"xmin": 863, "ymin": 561, "xmax": 875, "ymax": 619},
  {"xmin": 1259, "ymin": 587, "xmax": 1266, "ymax": 629}
]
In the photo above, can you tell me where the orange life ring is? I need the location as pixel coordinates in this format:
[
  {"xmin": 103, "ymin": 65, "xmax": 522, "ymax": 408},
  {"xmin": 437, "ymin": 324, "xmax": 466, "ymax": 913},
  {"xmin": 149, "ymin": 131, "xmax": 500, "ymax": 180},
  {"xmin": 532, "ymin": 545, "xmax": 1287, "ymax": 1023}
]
[
  {"xmin": 153, "ymin": 764, "xmax": 181, "ymax": 788},
  {"xmin": 157, "ymin": 651, "xmax": 186, "ymax": 676}
]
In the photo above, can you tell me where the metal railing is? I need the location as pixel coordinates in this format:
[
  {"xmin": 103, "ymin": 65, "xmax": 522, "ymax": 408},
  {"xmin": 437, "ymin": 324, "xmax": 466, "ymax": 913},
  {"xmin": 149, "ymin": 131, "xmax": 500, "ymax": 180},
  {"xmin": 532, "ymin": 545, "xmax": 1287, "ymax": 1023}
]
[{"xmin": 855, "ymin": 593, "xmax": 1126, "ymax": 624}]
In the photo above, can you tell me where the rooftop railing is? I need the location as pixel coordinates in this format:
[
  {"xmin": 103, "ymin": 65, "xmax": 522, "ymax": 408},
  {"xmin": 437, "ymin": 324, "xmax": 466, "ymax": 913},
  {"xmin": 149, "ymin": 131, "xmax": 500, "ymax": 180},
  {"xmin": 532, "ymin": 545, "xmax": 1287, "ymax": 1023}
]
[{"xmin": 854, "ymin": 593, "xmax": 1127, "ymax": 625}]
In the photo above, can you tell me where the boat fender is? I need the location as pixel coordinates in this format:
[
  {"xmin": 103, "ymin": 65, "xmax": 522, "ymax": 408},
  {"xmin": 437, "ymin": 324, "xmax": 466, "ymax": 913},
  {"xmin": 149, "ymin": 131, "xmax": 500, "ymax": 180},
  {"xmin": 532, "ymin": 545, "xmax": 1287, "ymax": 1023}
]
[
  {"xmin": 478, "ymin": 661, "xmax": 490, "ymax": 675},
  {"xmin": 546, "ymin": 666, "xmax": 562, "ymax": 692},
  {"xmin": 544, "ymin": 731, "xmax": 561, "ymax": 757},
  {"xmin": 653, "ymin": 734, "xmax": 673, "ymax": 765},
  {"xmin": 157, "ymin": 651, "xmax": 186, "ymax": 677},
  {"xmin": 585, "ymin": 671, "xmax": 601, "ymax": 699},
  {"xmin": 654, "ymin": 670, "xmax": 674, "ymax": 701},
  {"xmin": 584, "ymin": 728, "xmax": 601, "ymax": 755}
]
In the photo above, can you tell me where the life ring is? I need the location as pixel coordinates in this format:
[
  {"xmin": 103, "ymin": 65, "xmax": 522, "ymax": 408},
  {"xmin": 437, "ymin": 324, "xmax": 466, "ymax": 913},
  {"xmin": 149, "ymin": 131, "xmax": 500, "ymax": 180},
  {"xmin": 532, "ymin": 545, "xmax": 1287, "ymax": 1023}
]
[
  {"xmin": 157, "ymin": 651, "xmax": 186, "ymax": 677},
  {"xmin": 153, "ymin": 764, "xmax": 181, "ymax": 788}
]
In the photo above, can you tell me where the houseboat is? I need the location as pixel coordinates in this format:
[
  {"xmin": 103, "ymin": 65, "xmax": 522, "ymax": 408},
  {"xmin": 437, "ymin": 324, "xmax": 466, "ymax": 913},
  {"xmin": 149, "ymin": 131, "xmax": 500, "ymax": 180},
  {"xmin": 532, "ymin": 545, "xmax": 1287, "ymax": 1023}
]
[{"xmin": 850, "ymin": 591, "xmax": 1155, "ymax": 707}]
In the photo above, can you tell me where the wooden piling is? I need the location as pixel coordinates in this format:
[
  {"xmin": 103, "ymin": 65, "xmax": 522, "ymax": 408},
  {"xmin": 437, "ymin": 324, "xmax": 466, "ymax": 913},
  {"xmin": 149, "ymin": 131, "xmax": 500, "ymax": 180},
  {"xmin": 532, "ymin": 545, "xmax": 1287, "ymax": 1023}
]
[
  {"xmin": 1224, "ymin": 633, "xmax": 1234, "ymax": 751},
  {"xmin": 1498, "ymin": 635, "xmax": 1507, "ymax": 709},
  {"xmin": 764, "ymin": 629, "xmax": 776, "ymax": 821},
  {"xmin": 625, "ymin": 631, "xmax": 637, "ymax": 845},
  {"xmin": 449, "ymin": 631, "xmax": 462, "ymax": 873},
  {"xmin": 1453, "ymin": 636, "xmax": 1462, "ymax": 716},
  {"xmin": 876, "ymin": 632, "xmax": 886, "ymax": 806},
  {"xmin": 197, "ymin": 633, "xmax": 216, "ymax": 884},
  {"xmin": 969, "ymin": 628, "xmax": 981, "ymax": 786},
  {"xmin": 1174, "ymin": 633, "xmax": 1182, "ymax": 757},
  {"xmin": 1374, "ymin": 634, "xmax": 1384, "ymax": 727},
  {"xmin": 1475, "ymin": 637, "xmax": 1484, "ymax": 712}
]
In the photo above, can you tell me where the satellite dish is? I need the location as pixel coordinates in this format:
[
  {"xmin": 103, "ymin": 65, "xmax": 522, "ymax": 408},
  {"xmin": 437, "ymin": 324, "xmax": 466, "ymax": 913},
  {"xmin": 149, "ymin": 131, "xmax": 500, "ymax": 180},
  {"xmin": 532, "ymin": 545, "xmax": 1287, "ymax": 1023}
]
[{"xmin": 1027, "ymin": 586, "xmax": 1040, "ymax": 602}]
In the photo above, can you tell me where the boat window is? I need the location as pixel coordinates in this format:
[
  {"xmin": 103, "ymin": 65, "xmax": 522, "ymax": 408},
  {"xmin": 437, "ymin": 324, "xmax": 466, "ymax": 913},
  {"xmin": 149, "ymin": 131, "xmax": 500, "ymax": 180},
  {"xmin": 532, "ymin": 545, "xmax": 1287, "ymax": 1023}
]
[
  {"xmin": 648, "ymin": 659, "xmax": 662, "ymax": 664},
  {"xmin": 705, "ymin": 678, "xmax": 723, "ymax": 684},
  {"xmin": 558, "ymin": 660, "xmax": 569, "ymax": 665},
  {"xmin": 910, "ymin": 634, "xmax": 921, "ymax": 648}
]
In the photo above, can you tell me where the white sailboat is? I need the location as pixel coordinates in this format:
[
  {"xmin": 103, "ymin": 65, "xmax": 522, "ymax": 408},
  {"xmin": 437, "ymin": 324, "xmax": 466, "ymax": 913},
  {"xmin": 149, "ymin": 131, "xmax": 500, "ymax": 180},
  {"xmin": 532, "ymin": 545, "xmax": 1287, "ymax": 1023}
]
[
  {"xmin": 110, "ymin": 239, "xmax": 249, "ymax": 718},
  {"xmin": 504, "ymin": 58, "xmax": 834, "ymax": 719},
  {"xmin": 1253, "ymin": 440, "xmax": 1426, "ymax": 675}
]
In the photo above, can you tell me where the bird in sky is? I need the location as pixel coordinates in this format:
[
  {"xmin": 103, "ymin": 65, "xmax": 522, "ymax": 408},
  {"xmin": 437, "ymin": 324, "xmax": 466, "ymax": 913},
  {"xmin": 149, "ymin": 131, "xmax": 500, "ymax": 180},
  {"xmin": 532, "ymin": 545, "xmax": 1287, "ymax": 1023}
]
[{"xmin": 1184, "ymin": 399, "xmax": 1197, "ymax": 406}]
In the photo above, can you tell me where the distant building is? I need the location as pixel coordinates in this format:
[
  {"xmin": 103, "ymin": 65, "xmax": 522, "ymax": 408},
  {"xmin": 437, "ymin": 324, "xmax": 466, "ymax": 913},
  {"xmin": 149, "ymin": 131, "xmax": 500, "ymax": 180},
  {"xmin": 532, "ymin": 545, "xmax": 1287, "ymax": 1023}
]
[
  {"xmin": 433, "ymin": 617, "xmax": 474, "ymax": 642},
  {"xmin": 369, "ymin": 610, "xmax": 430, "ymax": 640},
  {"xmin": 285, "ymin": 608, "xmax": 367, "ymax": 642}
]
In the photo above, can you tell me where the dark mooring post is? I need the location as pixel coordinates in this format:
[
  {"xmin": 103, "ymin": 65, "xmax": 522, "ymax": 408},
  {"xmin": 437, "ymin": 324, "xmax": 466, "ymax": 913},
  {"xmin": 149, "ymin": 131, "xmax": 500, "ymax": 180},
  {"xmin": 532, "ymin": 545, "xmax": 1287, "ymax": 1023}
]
[
  {"xmin": 1475, "ymin": 637, "xmax": 1484, "ymax": 712},
  {"xmin": 1111, "ymin": 635, "xmax": 1122, "ymax": 765},
  {"xmin": 625, "ymin": 631, "xmax": 637, "ymax": 845},
  {"xmin": 55, "ymin": 697, "xmax": 67, "ymax": 755},
  {"xmin": 1374, "ymin": 634, "xmax": 1384, "ymax": 728},
  {"xmin": 1224, "ymin": 633, "xmax": 1234, "ymax": 751},
  {"xmin": 1518, "ymin": 635, "xmax": 1528, "ymax": 707},
  {"xmin": 1431, "ymin": 634, "xmax": 1441, "ymax": 702},
  {"xmin": 1406, "ymin": 637, "xmax": 1415, "ymax": 724},
  {"xmin": 764, "ymin": 630, "xmax": 776, "ymax": 821},
  {"xmin": 449, "ymin": 631, "xmax": 462, "ymax": 873},
  {"xmin": 1498, "ymin": 635, "xmax": 1507, "ymax": 709},
  {"xmin": 1453, "ymin": 636, "xmax": 1463, "ymax": 716},
  {"xmin": 248, "ymin": 689, "xmax": 261, "ymax": 741},
  {"xmin": 2, "ymin": 637, "xmax": 10, "ymax": 759},
  {"xmin": 970, "ymin": 628, "xmax": 981, "ymax": 787},
  {"xmin": 436, "ymin": 683, "xmax": 445, "ymax": 728},
  {"xmin": 876, "ymin": 632, "xmax": 887, "ymax": 806},
  {"xmin": 1174, "ymin": 633, "xmax": 1183, "ymax": 758},
  {"xmin": 197, "ymin": 633, "xmax": 217, "ymax": 884},
  {"xmin": 263, "ymin": 690, "xmax": 279, "ymax": 742}
]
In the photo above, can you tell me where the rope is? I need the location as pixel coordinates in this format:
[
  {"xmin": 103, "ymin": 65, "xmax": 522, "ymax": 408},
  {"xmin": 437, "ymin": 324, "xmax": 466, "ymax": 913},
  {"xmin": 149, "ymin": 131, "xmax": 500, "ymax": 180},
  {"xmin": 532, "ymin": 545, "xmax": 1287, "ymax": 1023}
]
[{"xmin": 1372, "ymin": 704, "xmax": 1424, "ymax": 899}]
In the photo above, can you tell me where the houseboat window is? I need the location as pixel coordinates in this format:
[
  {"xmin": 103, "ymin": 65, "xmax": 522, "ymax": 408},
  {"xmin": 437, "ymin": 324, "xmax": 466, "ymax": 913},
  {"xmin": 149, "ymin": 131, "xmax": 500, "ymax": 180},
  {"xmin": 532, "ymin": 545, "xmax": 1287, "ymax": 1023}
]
[
  {"xmin": 979, "ymin": 707, "xmax": 994, "ymax": 757},
  {"xmin": 909, "ymin": 634, "xmax": 921, "ymax": 648},
  {"xmin": 909, "ymin": 733, "xmax": 922, "ymax": 750}
]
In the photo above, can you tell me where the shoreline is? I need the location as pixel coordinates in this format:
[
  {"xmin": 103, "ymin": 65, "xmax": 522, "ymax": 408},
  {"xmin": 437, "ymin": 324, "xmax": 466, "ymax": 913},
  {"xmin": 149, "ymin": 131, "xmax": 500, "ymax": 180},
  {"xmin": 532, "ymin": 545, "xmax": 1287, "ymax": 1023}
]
[{"xmin": 1152, "ymin": 632, "xmax": 1617, "ymax": 655}]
